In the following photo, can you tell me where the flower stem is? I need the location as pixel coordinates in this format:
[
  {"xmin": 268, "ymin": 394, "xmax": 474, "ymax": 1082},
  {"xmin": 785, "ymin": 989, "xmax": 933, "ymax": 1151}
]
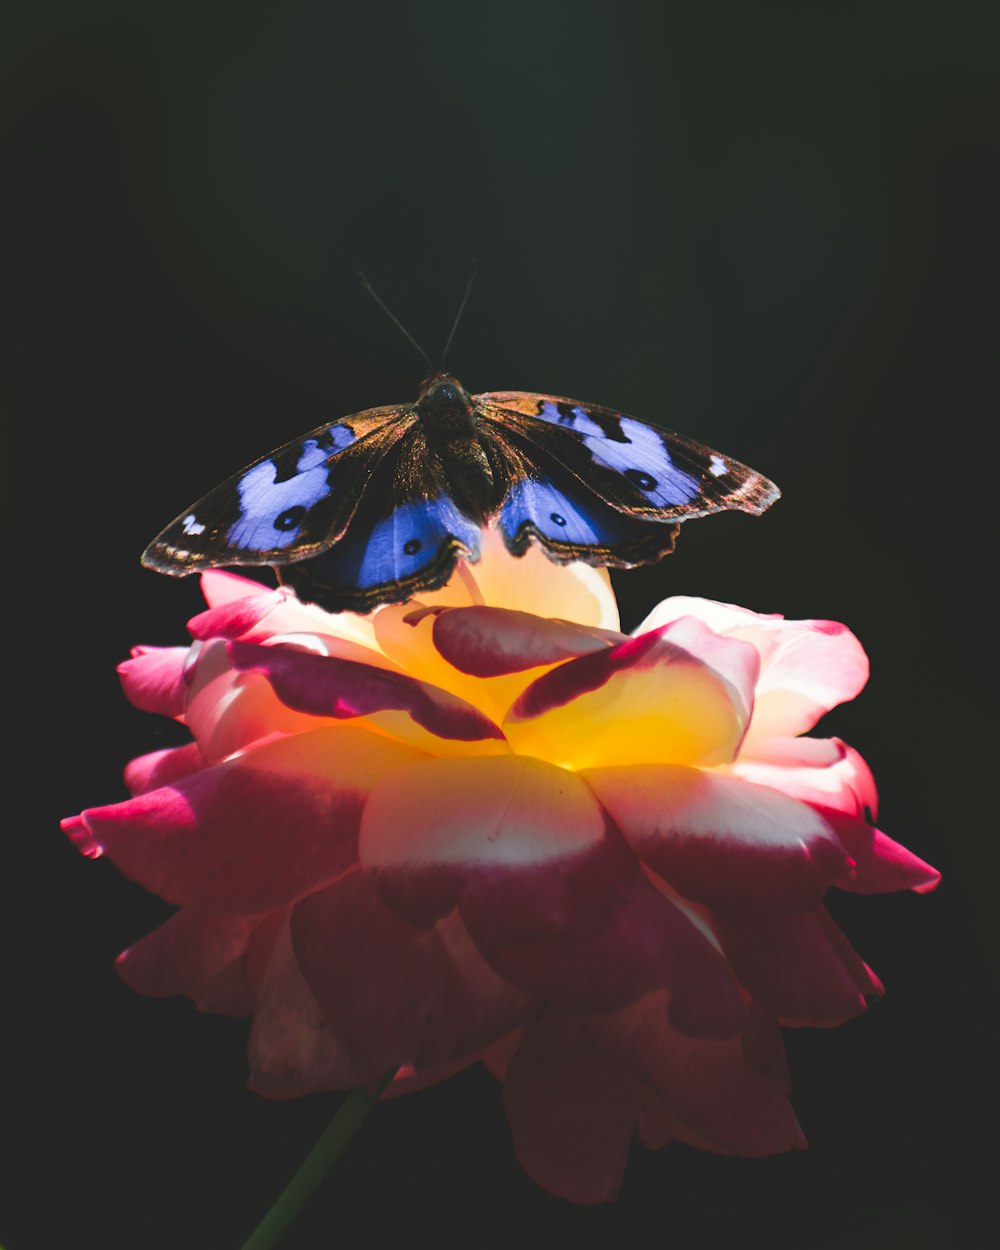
[{"xmin": 241, "ymin": 1068, "xmax": 398, "ymax": 1250}]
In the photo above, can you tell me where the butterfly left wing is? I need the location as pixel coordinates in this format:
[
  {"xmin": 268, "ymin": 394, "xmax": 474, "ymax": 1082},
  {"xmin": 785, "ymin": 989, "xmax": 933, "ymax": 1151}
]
[
  {"xmin": 475, "ymin": 391, "xmax": 780, "ymax": 522},
  {"xmin": 141, "ymin": 405, "xmax": 414, "ymax": 575}
]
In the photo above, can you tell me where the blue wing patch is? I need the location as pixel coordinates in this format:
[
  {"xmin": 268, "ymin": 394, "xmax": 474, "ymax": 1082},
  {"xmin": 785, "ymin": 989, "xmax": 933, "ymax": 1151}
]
[
  {"xmin": 226, "ymin": 427, "xmax": 357, "ymax": 552},
  {"xmin": 283, "ymin": 493, "xmax": 481, "ymax": 610},
  {"xmin": 500, "ymin": 477, "xmax": 639, "ymax": 549},
  {"xmin": 533, "ymin": 402, "xmax": 699, "ymax": 507},
  {"xmin": 351, "ymin": 497, "xmax": 480, "ymax": 590}
]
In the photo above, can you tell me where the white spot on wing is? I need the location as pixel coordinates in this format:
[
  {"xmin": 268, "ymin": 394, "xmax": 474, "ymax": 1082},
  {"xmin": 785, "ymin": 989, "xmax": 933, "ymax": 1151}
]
[
  {"xmin": 182, "ymin": 514, "xmax": 205, "ymax": 535},
  {"xmin": 709, "ymin": 455, "xmax": 727, "ymax": 477}
]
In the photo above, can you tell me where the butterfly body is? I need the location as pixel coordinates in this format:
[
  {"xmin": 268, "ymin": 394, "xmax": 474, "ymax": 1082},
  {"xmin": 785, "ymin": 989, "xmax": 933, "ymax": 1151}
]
[{"xmin": 142, "ymin": 374, "xmax": 780, "ymax": 614}]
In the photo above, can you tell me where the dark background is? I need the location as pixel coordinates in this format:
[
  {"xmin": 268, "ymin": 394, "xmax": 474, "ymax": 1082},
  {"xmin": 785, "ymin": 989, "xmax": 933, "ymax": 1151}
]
[{"xmin": 3, "ymin": 2, "xmax": 998, "ymax": 1247}]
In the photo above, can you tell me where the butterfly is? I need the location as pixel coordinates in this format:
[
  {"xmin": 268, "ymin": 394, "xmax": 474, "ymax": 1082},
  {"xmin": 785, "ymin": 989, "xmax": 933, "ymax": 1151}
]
[{"xmin": 142, "ymin": 373, "xmax": 780, "ymax": 614}]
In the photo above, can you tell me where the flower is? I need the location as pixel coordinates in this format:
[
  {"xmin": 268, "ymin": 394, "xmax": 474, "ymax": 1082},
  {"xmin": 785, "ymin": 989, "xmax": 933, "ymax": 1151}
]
[{"xmin": 63, "ymin": 533, "xmax": 939, "ymax": 1203}]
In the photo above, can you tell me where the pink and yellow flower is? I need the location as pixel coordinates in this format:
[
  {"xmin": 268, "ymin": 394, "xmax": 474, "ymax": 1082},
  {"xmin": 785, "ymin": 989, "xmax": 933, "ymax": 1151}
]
[{"xmin": 63, "ymin": 534, "xmax": 938, "ymax": 1203}]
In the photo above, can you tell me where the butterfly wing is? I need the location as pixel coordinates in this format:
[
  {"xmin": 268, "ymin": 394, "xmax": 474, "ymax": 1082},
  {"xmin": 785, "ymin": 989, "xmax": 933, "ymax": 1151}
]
[
  {"xmin": 141, "ymin": 406, "xmax": 415, "ymax": 574},
  {"xmin": 474, "ymin": 414, "xmax": 681, "ymax": 567},
  {"xmin": 279, "ymin": 424, "xmax": 482, "ymax": 614},
  {"xmin": 475, "ymin": 392, "xmax": 780, "ymax": 521}
]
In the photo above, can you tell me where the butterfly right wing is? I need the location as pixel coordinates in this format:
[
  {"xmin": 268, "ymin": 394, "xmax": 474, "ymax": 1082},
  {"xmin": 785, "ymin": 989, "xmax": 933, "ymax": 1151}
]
[{"xmin": 141, "ymin": 405, "xmax": 416, "ymax": 574}]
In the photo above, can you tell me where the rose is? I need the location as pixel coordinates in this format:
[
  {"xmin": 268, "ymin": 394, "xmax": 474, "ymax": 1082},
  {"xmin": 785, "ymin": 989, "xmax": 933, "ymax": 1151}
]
[{"xmin": 63, "ymin": 533, "xmax": 938, "ymax": 1203}]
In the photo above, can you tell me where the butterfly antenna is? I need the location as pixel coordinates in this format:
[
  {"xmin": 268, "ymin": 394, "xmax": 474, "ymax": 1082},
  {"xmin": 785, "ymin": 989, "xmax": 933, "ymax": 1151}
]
[
  {"xmin": 441, "ymin": 259, "xmax": 479, "ymax": 368},
  {"xmin": 358, "ymin": 272, "xmax": 433, "ymax": 371}
]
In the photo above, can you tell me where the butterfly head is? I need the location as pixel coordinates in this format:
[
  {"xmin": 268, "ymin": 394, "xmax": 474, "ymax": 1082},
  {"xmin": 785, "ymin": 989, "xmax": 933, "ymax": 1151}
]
[{"xmin": 416, "ymin": 373, "xmax": 476, "ymax": 437}]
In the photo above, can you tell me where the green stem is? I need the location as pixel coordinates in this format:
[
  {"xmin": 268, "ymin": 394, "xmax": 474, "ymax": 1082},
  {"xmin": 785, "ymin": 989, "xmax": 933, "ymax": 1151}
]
[{"xmin": 241, "ymin": 1068, "xmax": 398, "ymax": 1250}]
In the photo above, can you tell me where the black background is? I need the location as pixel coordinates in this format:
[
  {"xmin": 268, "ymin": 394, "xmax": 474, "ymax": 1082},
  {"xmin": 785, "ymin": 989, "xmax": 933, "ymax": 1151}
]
[{"xmin": 3, "ymin": 3, "xmax": 998, "ymax": 1247}]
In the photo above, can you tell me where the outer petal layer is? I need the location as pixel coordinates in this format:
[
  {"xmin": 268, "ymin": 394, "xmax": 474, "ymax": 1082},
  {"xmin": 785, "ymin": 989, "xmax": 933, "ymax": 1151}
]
[
  {"xmin": 117, "ymin": 646, "xmax": 188, "ymax": 718},
  {"xmin": 591, "ymin": 992, "xmax": 806, "ymax": 1157},
  {"xmin": 64, "ymin": 727, "xmax": 426, "ymax": 912},
  {"xmin": 503, "ymin": 1010, "xmax": 640, "ymax": 1204},
  {"xmin": 636, "ymin": 596, "xmax": 869, "ymax": 741},
  {"xmin": 585, "ymin": 764, "xmax": 852, "ymax": 910},
  {"xmin": 291, "ymin": 872, "xmax": 531, "ymax": 1087},
  {"xmin": 116, "ymin": 909, "xmax": 258, "ymax": 1014},
  {"xmin": 714, "ymin": 908, "xmax": 884, "ymax": 1027},
  {"xmin": 360, "ymin": 755, "xmax": 744, "ymax": 1029}
]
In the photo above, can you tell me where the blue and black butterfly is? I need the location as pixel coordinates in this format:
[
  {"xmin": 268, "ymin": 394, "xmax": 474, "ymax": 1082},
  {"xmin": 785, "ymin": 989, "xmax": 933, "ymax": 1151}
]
[{"xmin": 142, "ymin": 374, "xmax": 780, "ymax": 613}]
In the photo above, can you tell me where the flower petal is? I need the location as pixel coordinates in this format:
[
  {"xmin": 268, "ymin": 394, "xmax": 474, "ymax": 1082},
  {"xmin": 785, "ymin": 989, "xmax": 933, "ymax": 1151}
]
[
  {"xmin": 714, "ymin": 908, "xmax": 884, "ymax": 1027},
  {"xmin": 123, "ymin": 743, "xmax": 207, "ymax": 796},
  {"xmin": 636, "ymin": 596, "xmax": 869, "ymax": 739},
  {"xmin": 360, "ymin": 755, "xmax": 743, "ymax": 1029},
  {"xmin": 360, "ymin": 754, "xmax": 627, "ymax": 928},
  {"xmin": 584, "ymin": 764, "xmax": 853, "ymax": 910},
  {"xmin": 635, "ymin": 596, "xmax": 782, "ymax": 639},
  {"xmin": 291, "ymin": 871, "xmax": 531, "ymax": 1088},
  {"xmin": 117, "ymin": 646, "xmax": 188, "ymax": 718},
  {"xmin": 199, "ymin": 569, "xmax": 271, "ymax": 607},
  {"xmin": 835, "ymin": 822, "xmax": 941, "ymax": 895},
  {"xmin": 188, "ymin": 590, "xmax": 289, "ymax": 641},
  {"xmin": 747, "ymin": 619, "xmax": 869, "ymax": 740},
  {"xmin": 590, "ymin": 991, "xmax": 806, "ymax": 1157},
  {"xmin": 65, "ymin": 726, "xmax": 426, "ymax": 912},
  {"xmin": 185, "ymin": 638, "xmax": 346, "ymax": 761},
  {"xmin": 731, "ymin": 736, "xmax": 878, "ymax": 818},
  {"xmin": 502, "ymin": 1009, "xmax": 641, "ymax": 1204},
  {"xmin": 466, "ymin": 869, "xmax": 745, "ymax": 1033},
  {"xmin": 224, "ymin": 639, "xmax": 504, "ymax": 742},
  {"xmin": 430, "ymin": 606, "xmax": 614, "ymax": 677},
  {"xmin": 116, "ymin": 909, "xmax": 259, "ymax": 1013},
  {"xmin": 505, "ymin": 618, "xmax": 757, "ymax": 770},
  {"xmin": 198, "ymin": 570, "xmax": 384, "ymax": 652},
  {"xmin": 248, "ymin": 918, "xmax": 358, "ymax": 1098}
]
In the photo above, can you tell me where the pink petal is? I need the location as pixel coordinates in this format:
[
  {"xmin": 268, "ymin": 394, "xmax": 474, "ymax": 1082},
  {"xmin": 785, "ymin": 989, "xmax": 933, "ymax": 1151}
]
[
  {"xmin": 505, "ymin": 618, "xmax": 758, "ymax": 770},
  {"xmin": 184, "ymin": 638, "xmax": 332, "ymax": 761},
  {"xmin": 192, "ymin": 957, "xmax": 257, "ymax": 1015},
  {"xmin": 188, "ymin": 591, "xmax": 288, "ymax": 640},
  {"xmin": 248, "ymin": 918, "xmax": 358, "ymax": 1098},
  {"xmin": 714, "ymin": 907, "xmax": 884, "ymax": 1027},
  {"xmin": 636, "ymin": 597, "xmax": 870, "ymax": 739},
  {"xmin": 746, "ymin": 619, "xmax": 869, "ymax": 739},
  {"xmin": 430, "ymin": 606, "xmax": 613, "ymax": 676},
  {"xmin": 732, "ymin": 736, "xmax": 878, "ymax": 819},
  {"xmin": 584, "ymin": 764, "xmax": 853, "ymax": 911},
  {"xmin": 835, "ymin": 821, "xmax": 941, "ymax": 895},
  {"xmin": 502, "ymin": 1010, "xmax": 641, "ymax": 1204},
  {"xmin": 116, "ymin": 909, "xmax": 260, "ymax": 1010},
  {"xmin": 190, "ymin": 586, "xmax": 387, "ymax": 661},
  {"xmin": 117, "ymin": 646, "xmax": 189, "ymax": 718},
  {"xmin": 360, "ymin": 755, "xmax": 743, "ymax": 1030},
  {"xmin": 635, "ymin": 596, "xmax": 782, "ymax": 638},
  {"xmin": 124, "ymin": 743, "xmax": 207, "ymax": 796},
  {"xmin": 360, "ymin": 754, "xmax": 615, "ymax": 926},
  {"xmin": 65, "ymin": 726, "xmax": 425, "ymax": 912},
  {"xmin": 224, "ymin": 639, "xmax": 504, "ymax": 742},
  {"xmin": 291, "ymin": 872, "xmax": 531, "ymax": 1088},
  {"xmin": 463, "ymin": 869, "xmax": 745, "ymax": 1034},
  {"xmin": 199, "ymin": 569, "xmax": 271, "ymax": 607},
  {"xmin": 591, "ymin": 992, "xmax": 806, "ymax": 1156}
]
